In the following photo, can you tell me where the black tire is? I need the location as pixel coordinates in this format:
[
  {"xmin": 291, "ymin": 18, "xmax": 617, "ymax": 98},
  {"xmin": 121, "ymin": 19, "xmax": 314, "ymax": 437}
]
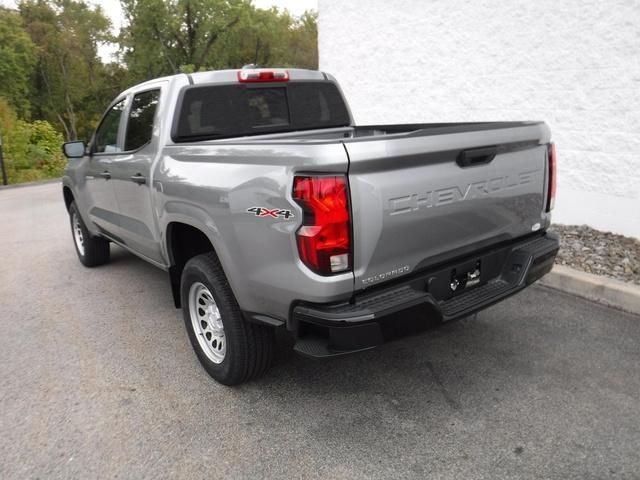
[
  {"xmin": 180, "ymin": 252, "xmax": 274, "ymax": 385},
  {"xmin": 68, "ymin": 201, "xmax": 110, "ymax": 267}
]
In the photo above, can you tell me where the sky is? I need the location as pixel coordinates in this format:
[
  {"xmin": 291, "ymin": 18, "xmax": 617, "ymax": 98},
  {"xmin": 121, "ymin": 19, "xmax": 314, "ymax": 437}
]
[{"xmin": 1, "ymin": 0, "xmax": 318, "ymax": 60}]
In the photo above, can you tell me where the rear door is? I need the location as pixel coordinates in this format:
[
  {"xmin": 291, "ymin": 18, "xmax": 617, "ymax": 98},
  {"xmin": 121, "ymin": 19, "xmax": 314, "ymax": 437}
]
[
  {"xmin": 84, "ymin": 98, "xmax": 127, "ymax": 238},
  {"xmin": 110, "ymin": 87, "xmax": 164, "ymax": 264},
  {"xmin": 345, "ymin": 123, "xmax": 551, "ymax": 290}
]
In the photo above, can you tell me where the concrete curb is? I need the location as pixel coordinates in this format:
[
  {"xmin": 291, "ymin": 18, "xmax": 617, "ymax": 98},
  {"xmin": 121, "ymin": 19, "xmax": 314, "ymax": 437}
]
[
  {"xmin": 0, "ymin": 178, "xmax": 61, "ymax": 191},
  {"xmin": 539, "ymin": 265, "xmax": 640, "ymax": 315}
]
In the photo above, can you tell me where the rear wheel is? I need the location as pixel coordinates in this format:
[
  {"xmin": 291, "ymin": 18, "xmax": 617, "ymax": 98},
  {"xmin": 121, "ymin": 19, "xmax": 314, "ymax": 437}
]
[
  {"xmin": 181, "ymin": 252, "xmax": 273, "ymax": 385},
  {"xmin": 68, "ymin": 201, "xmax": 110, "ymax": 267}
]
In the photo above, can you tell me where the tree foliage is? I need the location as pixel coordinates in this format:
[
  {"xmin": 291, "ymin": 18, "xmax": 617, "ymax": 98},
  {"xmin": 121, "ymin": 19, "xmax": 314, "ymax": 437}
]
[
  {"xmin": 0, "ymin": 98, "xmax": 66, "ymax": 183},
  {"xmin": 19, "ymin": 0, "xmax": 123, "ymax": 141},
  {"xmin": 0, "ymin": 8, "xmax": 37, "ymax": 118},
  {"xmin": 119, "ymin": 0, "xmax": 318, "ymax": 81},
  {"xmin": 0, "ymin": 0, "xmax": 318, "ymax": 184},
  {"xmin": 216, "ymin": 7, "xmax": 318, "ymax": 69},
  {"xmin": 120, "ymin": 0, "xmax": 247, "ymax": 81}
]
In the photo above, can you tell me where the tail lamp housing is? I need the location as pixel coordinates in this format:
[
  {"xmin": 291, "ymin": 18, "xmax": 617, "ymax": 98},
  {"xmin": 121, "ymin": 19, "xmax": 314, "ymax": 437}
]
[
  {"xmin": 547, "ymin": 142, "xmax": 557, "ymax": 211},
  {"xmin": 293, "ymin": 175, "xmax": 351, "ymax": 275}
]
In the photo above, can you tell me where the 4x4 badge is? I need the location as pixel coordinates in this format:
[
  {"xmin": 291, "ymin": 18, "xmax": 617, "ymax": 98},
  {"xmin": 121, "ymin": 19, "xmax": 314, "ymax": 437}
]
[{"xmin": 246, "ymin": 207, "xmax": 294, "ymax": 219}]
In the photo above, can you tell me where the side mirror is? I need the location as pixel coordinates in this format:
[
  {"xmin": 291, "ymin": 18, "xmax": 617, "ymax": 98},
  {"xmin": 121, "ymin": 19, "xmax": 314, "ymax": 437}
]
[{"xmin": 62, "ymin": 141, "xmax": 86, "ymax": 159}]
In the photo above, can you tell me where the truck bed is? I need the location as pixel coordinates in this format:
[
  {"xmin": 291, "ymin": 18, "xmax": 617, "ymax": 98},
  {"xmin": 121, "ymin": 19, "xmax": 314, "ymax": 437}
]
[
  {"xmin": 204, "ymin": 121, "xmax": 545, "ymax": 143},
  {"xmin": 350, "ymin": 121, "xmax": 544, "ymax": 138}
]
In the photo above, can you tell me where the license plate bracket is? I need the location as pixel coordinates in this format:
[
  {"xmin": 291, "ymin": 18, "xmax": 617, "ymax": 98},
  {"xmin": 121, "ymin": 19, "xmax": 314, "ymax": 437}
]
[{"xmin": 450, "ymin": 259, "xmax": 482, "ymax": 292}]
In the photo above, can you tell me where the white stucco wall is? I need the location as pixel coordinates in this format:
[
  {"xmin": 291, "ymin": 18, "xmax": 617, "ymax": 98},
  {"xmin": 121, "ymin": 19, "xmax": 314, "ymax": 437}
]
[{"xmin": 318, "ymin": 0, "xmax": 640, "ymax": 237}]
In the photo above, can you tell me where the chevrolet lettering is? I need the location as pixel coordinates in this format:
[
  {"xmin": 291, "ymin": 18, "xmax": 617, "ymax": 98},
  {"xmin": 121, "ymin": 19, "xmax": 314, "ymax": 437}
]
[{"xmin": 388, "ymin": 170, "xmax": 539, "ymax": 216}]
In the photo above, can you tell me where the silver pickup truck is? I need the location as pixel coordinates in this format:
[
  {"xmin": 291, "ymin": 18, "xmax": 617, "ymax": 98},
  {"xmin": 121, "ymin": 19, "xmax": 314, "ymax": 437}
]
[{"xmin": 61, "ymin": 67, "xmax": 559, "ymax": 385}]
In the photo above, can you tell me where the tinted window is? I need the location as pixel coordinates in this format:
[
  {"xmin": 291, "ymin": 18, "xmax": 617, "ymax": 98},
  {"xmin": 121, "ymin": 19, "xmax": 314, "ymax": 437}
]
[
  {"xmin": 125, "ymin": 89, "xmax": 160, "ymax": 151},
  {"xmin": 174, "ymin": 82, "xmax": 350, "ymax": 141},
  {"xmin": 95, "ymin": 99, "xmax": 126, "ymax": 153}
]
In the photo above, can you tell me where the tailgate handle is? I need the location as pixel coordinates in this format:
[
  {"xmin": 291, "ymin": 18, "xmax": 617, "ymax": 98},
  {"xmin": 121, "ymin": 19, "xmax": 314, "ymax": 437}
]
[{"xmin": 457, "ymin": 146, "xmax": 497, "ymax": 167}]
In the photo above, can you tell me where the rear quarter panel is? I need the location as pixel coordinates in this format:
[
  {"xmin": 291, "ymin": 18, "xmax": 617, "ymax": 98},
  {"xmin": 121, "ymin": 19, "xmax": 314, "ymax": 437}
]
[{"xmin": 153, "ymin": 141, "xmax": 353, "ymax": 321}]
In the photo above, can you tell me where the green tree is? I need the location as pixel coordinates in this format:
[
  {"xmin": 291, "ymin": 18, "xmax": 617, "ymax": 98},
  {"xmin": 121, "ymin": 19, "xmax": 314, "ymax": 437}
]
[
  {"xmin": 0, "ymin": 98, "xmax": 66, "ymax": 183},
  {"xmin": 19, "ymin": 0, "xmax": 117, "ymax": 140},
  {"xmin": 286, "ymin": 11, "xmax": 318, "ymax": 69},
  {"xmin": 120, "ymin": 0, "xmax": 247, "ymax": 82},
  {"xmin": 0, "ymin": 7, "xmax": 37, "ymax": 118},
  {"xmin": 214, "ymin": 6, "xmax": 291, "ymax": 68},
  {"xmin": 209, "ymin": 7, "xmax": 317, "ymax": 69},
  {"xmin": 119, "ymin": 1, "xmax": 318, "ymax": 81}
]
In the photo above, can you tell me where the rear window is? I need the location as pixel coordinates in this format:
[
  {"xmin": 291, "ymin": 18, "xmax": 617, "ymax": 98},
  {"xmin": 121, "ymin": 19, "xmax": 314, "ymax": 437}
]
[{"xmin": 173, "ymin": 82, "xmax": 351, "ymax": 141}]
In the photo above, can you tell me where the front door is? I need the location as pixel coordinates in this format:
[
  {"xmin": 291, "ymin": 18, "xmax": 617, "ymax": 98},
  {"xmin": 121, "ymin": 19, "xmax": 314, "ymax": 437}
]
[{"xmin": 84, "ymin": 98, "xmax": 127, "ymax": 239}]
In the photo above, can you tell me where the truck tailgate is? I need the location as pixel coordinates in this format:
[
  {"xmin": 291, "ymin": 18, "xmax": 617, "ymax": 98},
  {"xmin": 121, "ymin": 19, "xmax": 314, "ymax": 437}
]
[{"xmin": 344, "ymin": 123, "xmax": 551, "ymax": 290}]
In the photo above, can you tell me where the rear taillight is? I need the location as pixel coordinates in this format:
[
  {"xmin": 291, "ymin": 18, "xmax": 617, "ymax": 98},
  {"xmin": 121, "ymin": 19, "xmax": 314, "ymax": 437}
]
[
  {"xmin": 293, "ymin": 175, "xmax": 351, "ymax": 275},
  {"xmin": 547, "ymin": 142, "xmax": 557, "ymax": 211}
]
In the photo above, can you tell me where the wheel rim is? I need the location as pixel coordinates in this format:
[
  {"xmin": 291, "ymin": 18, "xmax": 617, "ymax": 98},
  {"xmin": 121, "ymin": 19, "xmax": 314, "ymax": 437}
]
[
  {"xmin": 72, "ymin": 212, "xmax": 85, "ymax": 256},
  {"xmin": 188, "ymin": 282, "xmax": 226, "ymax": 364}
]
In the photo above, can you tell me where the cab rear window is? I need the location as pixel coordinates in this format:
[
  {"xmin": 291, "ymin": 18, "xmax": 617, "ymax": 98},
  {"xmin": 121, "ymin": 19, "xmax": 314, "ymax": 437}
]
[{"xmin": 173, "ymin": 82, "xmax": 350, "ymax": 141}]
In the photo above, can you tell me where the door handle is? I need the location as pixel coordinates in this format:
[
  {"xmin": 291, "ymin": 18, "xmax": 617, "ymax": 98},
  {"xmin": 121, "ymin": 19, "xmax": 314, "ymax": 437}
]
[
  {"xmin": 98, "ymin": 171, "xmax": 111, "ymax": 180},
  {"xmin": 130, "ymin": 174, "xmax": 146, "ymax": 185},
  {"xmin": 456, "ymin": 146, "xmax": 497, "ymax": 168}
]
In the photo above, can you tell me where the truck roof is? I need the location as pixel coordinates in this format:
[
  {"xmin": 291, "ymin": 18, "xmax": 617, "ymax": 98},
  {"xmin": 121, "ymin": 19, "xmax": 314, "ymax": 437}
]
[
  {"xmin": 122, "ymin": 68, "xmax": 330, "ymax": 95},
  {"xmin": 190, "ymin": 68, "xmax": 328, "ymax": 84}
]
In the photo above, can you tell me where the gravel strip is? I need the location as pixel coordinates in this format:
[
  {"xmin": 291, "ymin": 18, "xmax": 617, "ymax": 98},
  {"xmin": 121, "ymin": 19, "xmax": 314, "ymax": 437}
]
[{"xmin": 550, "ymin": 224, "xmax": 640, "ymax": 285}]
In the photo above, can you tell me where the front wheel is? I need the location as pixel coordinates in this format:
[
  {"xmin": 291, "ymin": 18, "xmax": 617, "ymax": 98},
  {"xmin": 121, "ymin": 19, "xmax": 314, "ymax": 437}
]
[
  {"xmin": 180, "ymin": 252, "xmax": 273, "ymax": 385},
  {"xmin": 68, "ymin": 201, "xmax": 110, "ymax": 267}
]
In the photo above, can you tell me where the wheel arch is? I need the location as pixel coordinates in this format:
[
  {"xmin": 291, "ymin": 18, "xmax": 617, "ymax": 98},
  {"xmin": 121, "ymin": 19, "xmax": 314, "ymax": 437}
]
[{"xmin": 166, "ymin": 221, "xmax": 226, "ymax": 309}]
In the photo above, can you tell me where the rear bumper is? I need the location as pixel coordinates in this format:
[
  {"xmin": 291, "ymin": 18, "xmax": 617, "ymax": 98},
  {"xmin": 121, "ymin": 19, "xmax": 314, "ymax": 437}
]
[{"xmin": 291, "ymin": 232, "xmax": 559, "ymax": 358}]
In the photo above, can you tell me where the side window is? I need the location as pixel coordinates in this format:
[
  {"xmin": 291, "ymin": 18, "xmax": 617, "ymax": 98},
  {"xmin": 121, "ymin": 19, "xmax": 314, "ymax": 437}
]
[
  {"xmin": 125, "ymin": 89, "xmax": 160, "ymax": 151},
  {"xmin": 95, "ymin": 99, "xmax": 126, "ymax": 154}
]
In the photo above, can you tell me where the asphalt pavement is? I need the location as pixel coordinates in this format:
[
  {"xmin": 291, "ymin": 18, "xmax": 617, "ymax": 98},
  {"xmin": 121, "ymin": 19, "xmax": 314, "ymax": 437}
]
[{"xmin": 1, "ymin": 182, "xmax": 639, "ymax": 479}]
